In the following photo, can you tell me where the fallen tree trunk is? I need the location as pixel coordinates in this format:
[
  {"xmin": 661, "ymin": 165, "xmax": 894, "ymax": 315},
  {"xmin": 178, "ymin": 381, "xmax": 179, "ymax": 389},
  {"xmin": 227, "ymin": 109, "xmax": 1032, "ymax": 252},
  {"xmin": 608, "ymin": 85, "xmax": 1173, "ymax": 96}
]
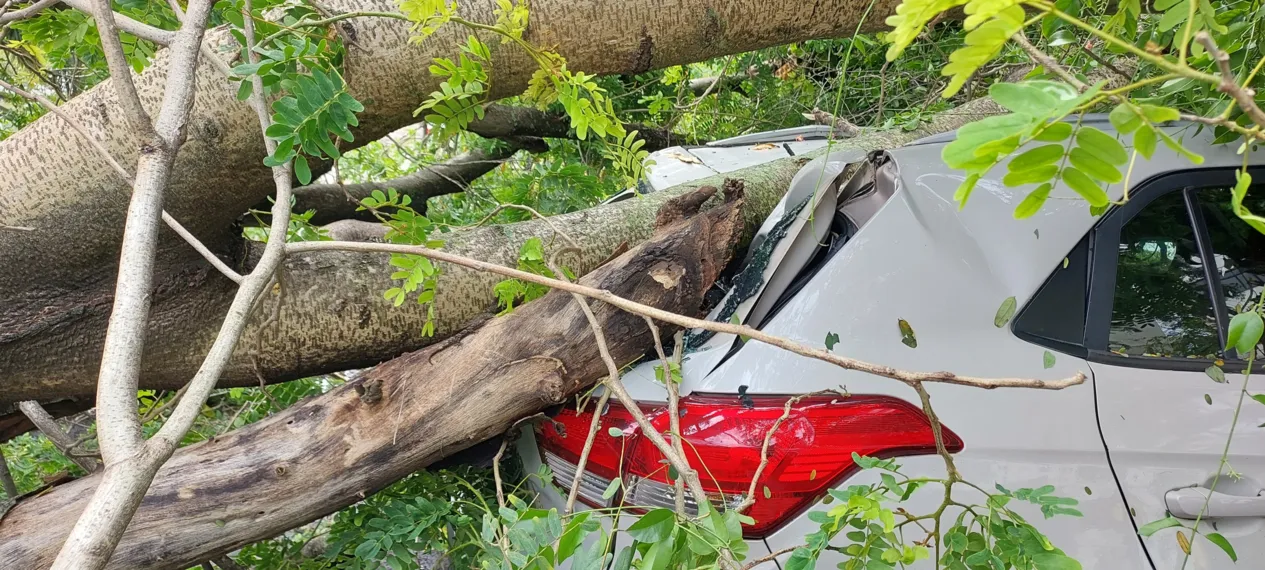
[
  {"xmin": 0, "ymin": 184, "xmax": 747, "ymax": 569},
  {"xmin": 0, "ymin": 98, "xmax": 1003, "ymax": 436},
  {"xmin": 0, "ymin": 0, "xmax": 903, "ymax": 337}
]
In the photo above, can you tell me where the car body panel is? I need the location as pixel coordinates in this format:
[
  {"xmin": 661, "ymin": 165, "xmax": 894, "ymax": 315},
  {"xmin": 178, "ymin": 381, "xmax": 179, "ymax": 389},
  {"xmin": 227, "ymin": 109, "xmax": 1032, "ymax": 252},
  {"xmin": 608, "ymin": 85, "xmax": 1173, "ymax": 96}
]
[
  {"xmin": 522, "ymin": 120, "xmax": 1265, "ymax": 569},
  {"xmin": 1082, "ymin": 127, "xmax": 1265, "ymax": 569}
]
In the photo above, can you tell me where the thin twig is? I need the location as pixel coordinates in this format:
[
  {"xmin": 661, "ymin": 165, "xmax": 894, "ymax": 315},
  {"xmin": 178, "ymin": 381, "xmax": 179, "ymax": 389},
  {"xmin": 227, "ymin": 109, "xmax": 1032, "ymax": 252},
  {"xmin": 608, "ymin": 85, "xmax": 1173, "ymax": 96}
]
[
  {"xmin": 912, "ymin": 382, "xmax": 959, "ymax": 481},
  {"xmin": 646, "ymin": 319, "xmax": 689, "ymax": 515},
  {"xmin": 564, "ymin": 387, "xmax": 612, "ymax": 514},
  {"xmin": 1196, "ymin": 32, "xmax": 1265, "ymax": 128},
  {"xmin": 17, "ymin": 401, "xmax": 101, "ymax": 473},
  {"xmin": 287, "ymin": 241, "xmax": 1088, "ymax": 391},
  {"xmin": 736, "ymin": 388, "xmax": 848, "ymax": 515},
  {"xmin": 139, "ymin": 384, "xmax": 189, "ymax": 425},
  {"xmin": 493, "ymin": 414, "xmax": 543, "ymax": 509},
  {"xmin": 90, "ymin": 0, "xmax": 155, "ymax": 136},
  {"xmin": 740, "ymin": 545, "xmax": 802, "ymax": 570},
  {"xmin": 0, "ymin": 447, "xmax": 18, "ymax": 499}
]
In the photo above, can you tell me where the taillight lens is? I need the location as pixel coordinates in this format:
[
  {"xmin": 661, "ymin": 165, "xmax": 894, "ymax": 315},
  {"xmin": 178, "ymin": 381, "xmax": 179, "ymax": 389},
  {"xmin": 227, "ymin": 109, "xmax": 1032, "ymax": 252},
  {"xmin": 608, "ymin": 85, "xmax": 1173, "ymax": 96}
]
[{"xmin": 536, "ymin": 394, "xmax": 960, "ymax": 537}]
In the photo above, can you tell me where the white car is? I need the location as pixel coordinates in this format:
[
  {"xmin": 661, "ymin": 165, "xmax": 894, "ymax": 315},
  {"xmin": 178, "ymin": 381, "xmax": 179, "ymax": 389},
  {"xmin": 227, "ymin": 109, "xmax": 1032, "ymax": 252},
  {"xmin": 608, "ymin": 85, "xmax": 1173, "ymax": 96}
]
[{"xmin": 515, "ymin": 118, "xmax": 1265, "ymax": 569}]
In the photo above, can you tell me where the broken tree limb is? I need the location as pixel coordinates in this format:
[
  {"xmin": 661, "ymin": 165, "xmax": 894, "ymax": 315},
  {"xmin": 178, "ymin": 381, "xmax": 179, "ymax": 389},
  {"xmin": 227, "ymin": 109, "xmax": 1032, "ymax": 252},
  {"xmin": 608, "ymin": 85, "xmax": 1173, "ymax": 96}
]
[
  {"xmin": 295, "ymin": 143, "xmax": 533, "ymax": 225},
  {"xmin": 0, "ymin": 0, "xmax": 906, "ymax": 325},
  {"xmin": 466, "ymin": 104, "xmax": 697, "ymax": 150},
  {"xmin": 0, "ymin": 97, "xmax": 1004, "ymax": 436},
  {"xmin": 0, "ymin": 185, "xmax": 748, "ymax": 569}
]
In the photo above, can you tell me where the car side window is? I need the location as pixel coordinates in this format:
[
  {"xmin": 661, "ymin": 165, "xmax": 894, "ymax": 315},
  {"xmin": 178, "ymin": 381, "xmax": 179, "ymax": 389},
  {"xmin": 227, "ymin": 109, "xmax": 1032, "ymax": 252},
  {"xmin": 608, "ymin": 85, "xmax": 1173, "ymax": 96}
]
[
  {"xmin": 1108, "ymin": 190, "xmax": 1222, "ymax": 358},
  {"xmin": 1197, "ymin": 186, "xmax": 1265, "ymax": 358}
]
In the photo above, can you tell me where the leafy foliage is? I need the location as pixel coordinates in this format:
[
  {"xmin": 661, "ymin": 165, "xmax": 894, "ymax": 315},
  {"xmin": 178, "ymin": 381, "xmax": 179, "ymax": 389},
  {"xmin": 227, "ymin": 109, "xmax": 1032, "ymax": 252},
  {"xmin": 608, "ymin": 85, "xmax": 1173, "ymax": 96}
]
[{"xmin": 493, "ymin": 237, "xmax": 573, "ymax": 314}]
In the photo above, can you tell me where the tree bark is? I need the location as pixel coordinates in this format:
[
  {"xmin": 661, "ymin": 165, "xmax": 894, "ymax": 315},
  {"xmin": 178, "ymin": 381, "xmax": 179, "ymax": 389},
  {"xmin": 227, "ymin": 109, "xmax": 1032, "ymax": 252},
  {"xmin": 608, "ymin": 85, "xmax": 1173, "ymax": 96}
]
[
  {"xmin": 0, "ymin": 98, "xmax": 1003, "ymax": 432},
  {"xmin": 0, "ymin": 0, "xmax": 901, "ymax": 307},
  {"xmin": 465, "ymin": 104, "xmax": 695, "ymax": 150},
  {"xmin": 295, "ymin": 143, "xmax": 530, "ymax": 225},
  {"xmin": 0, "ymin": 185, "xmax": 747, "ymax": 569}
]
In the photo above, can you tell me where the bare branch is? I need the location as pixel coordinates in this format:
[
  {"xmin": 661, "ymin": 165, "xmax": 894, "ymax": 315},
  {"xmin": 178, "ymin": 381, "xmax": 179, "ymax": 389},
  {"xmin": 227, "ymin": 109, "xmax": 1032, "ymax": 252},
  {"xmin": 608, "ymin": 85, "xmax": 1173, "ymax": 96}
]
[
  {"xmin": 90, "ymin": 0, "xmax": 155, "ymax": 136},
  {"xmin": 295, "ymin": 144, "xmax": 532, "ymax": 225},
  {"xmin": 0, "ymin": 447, "xmax": 17, "ymax": 499},
  {"xmin": 1196, "ymin": 32, "xmax": 1265, "ymax": 128},
  {"xmin": 288, "ymin": 240, "xmax": 1088, "ymax": 391},
  {"xmin": 564, "ymin": 387, "xmax": 612, "ymax": 514},
  {"xmin": 17, "ymin": 401, "xmax": 101, "ymax": 473},
  {"xmin": 0, "ymin": 0, "xmax": 60, "ymax": 24},
  {"xmin": 736, "ymin": 389, "xmax": 848, "ymax": 515},
  {"xmin": 151, "ymin": 0, "xmax": 294, "ymax": 451}
]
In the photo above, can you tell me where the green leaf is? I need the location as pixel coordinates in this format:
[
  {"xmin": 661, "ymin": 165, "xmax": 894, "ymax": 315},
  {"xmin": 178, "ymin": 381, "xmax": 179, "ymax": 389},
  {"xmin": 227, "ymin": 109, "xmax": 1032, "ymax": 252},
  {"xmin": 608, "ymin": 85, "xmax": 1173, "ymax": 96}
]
[
  {"xmin": 601, "ymin": 477, "xmax": 620, "ymax": 500},
  {"xmin": 1068, "ymin": 148, "xmax": 1123, "ymax": 183},
  {"xmin": 1109, "ymin": 104, "xmax": 1142, "ymax": 134},
  {"xmin": 1158, "ymin": 131, "xmax": 1204, "ymax": 164},
  {"xmin": 626, "ymin": 508, "xmax": 675, "ymax": 542},
  {"xmin": 1205, "ymin": 365, "xmax": 1226, "ymax": 383},
  {"xmin": 1226, "ymin": 311, "xmax": 1263, "ymax": 354},
  {"xmin": 1009, "ymin": 144, "xmax": 1065, "ymax": 172},
  {"xmin": 1134, "ymin": 126, "xmax": 1157, "ymax": 159},
  {"xmin": 1061, "ymin": 167, "xmax": 1110, "ymax": 207},
  {"xmin": 1204, "ymin": 532, "xmax": 1237, "ymax": 562},
  {"xmin": 994, "ymin": 296, "xmax": 1017, "ymax": 327},
  {"xmin": 825, "ymin": 331, "xmax": 840, "ymax": 351},
  {"xmin": 607, "ymin": 426, "xmax": 623, "ymax": 438},
  {"xmin": 1251, "ymin": 394, "xmax": 1265, "ymax": 407},
  {"xmin": 1014, "ymin": 183, "xmax": 1053, "ymax": 219},
  {"xmin": 1139, "ymin": 104, "xmax": 1181, "ymax": 123},
  {"xmin": 940, "ymin": 5, "xmax": 1026, "ymax": 97},
  {"xmin": 898, "ymin": 318, "xmax": 917, "ymax": 348},
  {"xmin": 1004, "ymin": 165, "xmax": 1058, "ymax": 187},
  {"xmin": 1076, "ymin": 126, "xmax": 1128, "ymax": 165},
  {"xmin": 236, "ymin": 79, "xmax": 254, "ymax": 101},
  {"xmin": 1035, "ymin": 122, "xmax": 1073, "ymax": 141},
  {"xmin": 293, "ymin": 155, "xmax": 312, "ymax": 185},
  {"xmin": 1043, "ymin": 350, "xmax": 1056, "ymax": 369},
  {"xmin": 1137, "ymin": 516, "xmax": 1183, "ymax": 537},
  {"xmin": 611, "ymin": 546, "xmax": 634, "ymax": 570},
  {"xmin": 784, "ymin": 547, "xmax": 816, "ymax": 570},
  {"xmin": 942, "ymin": 114, "xmax": 1036, "ymax": 169},
  {"xmin": 990, "ymin": 82, "xmax": 1059, "ymax": 117},
  {"xmin": 1033, "ymin": 553, "xmax": 1082, "ymax": 570}
]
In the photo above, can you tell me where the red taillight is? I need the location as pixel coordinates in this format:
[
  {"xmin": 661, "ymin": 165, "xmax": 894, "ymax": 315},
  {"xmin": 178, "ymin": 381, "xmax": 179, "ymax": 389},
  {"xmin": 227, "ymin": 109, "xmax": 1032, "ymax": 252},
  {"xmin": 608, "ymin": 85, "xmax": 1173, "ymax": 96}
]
[{"xmin": 536, "ymin": 394, "xmax": 961, "ymax": 537}]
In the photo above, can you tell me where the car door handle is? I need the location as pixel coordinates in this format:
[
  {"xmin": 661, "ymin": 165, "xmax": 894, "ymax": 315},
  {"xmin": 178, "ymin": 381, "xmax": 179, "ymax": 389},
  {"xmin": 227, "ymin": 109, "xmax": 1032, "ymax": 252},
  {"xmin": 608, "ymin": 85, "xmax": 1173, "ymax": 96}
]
[{"xmin": 1165, "ymin": 487, "xmax": 1265, "ymax": 519}]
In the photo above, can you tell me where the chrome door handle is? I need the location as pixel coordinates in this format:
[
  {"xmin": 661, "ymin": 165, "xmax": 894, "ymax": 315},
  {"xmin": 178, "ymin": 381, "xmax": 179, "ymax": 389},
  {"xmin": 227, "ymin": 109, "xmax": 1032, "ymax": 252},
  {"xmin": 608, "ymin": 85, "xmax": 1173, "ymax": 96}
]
[{"xmin": 1165, "ymin": 487, "xmax": 1265, "ymax": 519}]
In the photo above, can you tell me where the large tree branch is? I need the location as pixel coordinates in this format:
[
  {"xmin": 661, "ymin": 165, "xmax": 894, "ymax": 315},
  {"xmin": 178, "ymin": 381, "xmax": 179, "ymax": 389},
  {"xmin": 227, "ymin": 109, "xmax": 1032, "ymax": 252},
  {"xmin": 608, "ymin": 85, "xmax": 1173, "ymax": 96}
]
[
  {"xmin": 0, "ymin": 0, "xmax": 903, "ymax": 310},
  {"xmin": 0, "ymin": 184, "xmax": 748, "ymax": 569},
  {"xmin": 0, "ymin": 98, "xmax": 1003, "ymax": 421},
  {"xmin": 295, "ymin": 142, "xmax": 534, "ymax": 225}
]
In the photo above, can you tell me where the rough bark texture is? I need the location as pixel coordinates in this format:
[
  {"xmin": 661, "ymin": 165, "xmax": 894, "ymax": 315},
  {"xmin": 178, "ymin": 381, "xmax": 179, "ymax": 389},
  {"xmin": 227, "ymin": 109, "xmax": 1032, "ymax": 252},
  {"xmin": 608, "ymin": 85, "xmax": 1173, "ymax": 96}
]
[
  {"xmin": 295, "ymin": 144, "xmax": 530, "ymax": 225},
  {"xmin": 466, "ymin": 104, "xmax": 695, "ymax": 151},
  {"xmin": 0, "ymin": 97, "xmax": 1004, "ymax": 437},
  {"xmin": 0, "ymin": 186, "xmax": 747, "ymax": 569},
  {"xmin": 1, "ymin": 0, "xmax": 911, "ymax": 402}
]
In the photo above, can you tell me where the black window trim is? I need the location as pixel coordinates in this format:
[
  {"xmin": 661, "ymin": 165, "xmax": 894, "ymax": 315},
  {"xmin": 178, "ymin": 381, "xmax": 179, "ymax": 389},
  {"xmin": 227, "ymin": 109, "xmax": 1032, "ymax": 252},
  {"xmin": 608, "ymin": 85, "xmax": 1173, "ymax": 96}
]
[{"xmin": 1084, "ymin": 166, "xmax": 1265, "ymax": 373}]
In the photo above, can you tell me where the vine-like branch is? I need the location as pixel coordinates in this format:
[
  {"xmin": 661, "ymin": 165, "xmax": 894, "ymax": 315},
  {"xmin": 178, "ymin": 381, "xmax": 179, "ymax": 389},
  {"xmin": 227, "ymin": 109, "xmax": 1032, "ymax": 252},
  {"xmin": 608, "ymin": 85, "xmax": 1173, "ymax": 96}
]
[{"xmin": 288, "ymin": 241, "xmax": 1088, "ymax": 391}]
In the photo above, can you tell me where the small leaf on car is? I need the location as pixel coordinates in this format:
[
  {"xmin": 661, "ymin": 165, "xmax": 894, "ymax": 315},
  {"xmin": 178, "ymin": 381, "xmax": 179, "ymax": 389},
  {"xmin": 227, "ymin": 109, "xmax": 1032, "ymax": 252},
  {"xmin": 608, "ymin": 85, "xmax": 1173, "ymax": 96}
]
[
  {"xmin": 1176, "ymin": 530, "xmax": 1191, "ymax": 554},
  {"xmin": 825, "ymin": 331, "xmax": 840, "ymax": 351},
  {"xmin": 1043, "ymin": 351, "xmax": 1056, "ymax": 369},
  {"xmin": 1205, "ymin": 532, "xmax": 1237, "ymax": 562},
  {"xmin": 1205, "ymin": 365, "xmax": 1226, "ymax": 383},
  {"xmin": 898, "ymin": 319, "xmax": 917, "ymax": 348},
  {"xmin": 995, "ymin": 297, "xmax": 1017, "ymax": 328},
  {"xmin": 1137, "ymin": 516, "xmax": 1183, "ymax": 536}
]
